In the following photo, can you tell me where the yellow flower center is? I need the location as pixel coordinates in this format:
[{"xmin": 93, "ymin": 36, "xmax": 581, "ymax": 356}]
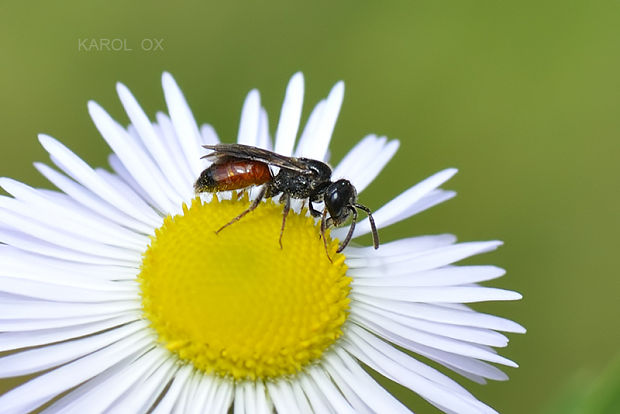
[{"xmin": 138, "ymin": 196, "xmax": 350, "ymax": 381}]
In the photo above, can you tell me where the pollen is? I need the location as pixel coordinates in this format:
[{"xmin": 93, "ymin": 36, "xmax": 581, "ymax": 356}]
[{"xmin": 138, "ymin": 196, "xmax": 350, "ymax": 381}]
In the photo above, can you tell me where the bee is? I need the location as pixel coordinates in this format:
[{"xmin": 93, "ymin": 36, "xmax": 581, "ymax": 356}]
[{"xmin": 195, "ymin": 143, "xmax": 379, "ymax": 259}]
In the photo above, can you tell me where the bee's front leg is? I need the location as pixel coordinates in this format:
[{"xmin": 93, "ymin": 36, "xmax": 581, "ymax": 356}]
[{"xmin": 308, "ymin": 200, "xmax": 322, "ymax": 217}]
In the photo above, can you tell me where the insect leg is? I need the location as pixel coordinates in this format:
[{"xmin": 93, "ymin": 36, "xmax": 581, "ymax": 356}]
[
  {"xmin": 337, "ymin": 206, "xmax": 358, "ymax": 253},
  {"xmin": 279, "ymin": 193, "xmax": 291, "ymax": 249},
  {"xmin": 308, "ymin": 201, "xmax": 322, "ymax": 217},
  {"xmin": 215, "ymin": 185, "xmax": 268, "ymax": 234},
  {"xmin": 355, "ymin": 203, "xmax": 379, "ymax": 249},
  {"xmin": 320, "ymin": 209, "xmax": 333, "ymax": 263}
]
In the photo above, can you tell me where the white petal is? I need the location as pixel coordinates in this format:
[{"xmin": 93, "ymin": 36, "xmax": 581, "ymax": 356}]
[
  {"xmin": 352, "ymin": 296, "xmax": 525, "ymax": 333},
  {"xmin": 171, "ymin": 370, "xmax": 196, "ymax": 413},
  {"xmin": 0, "ymin": 227, "xmax": 129, "ymax": 265},
  {"xmin": 256, "ymin": 108, "xmax": 272, "ymax": 150},
  {"xmin": 274, "ymin": 72, "xmax": 304, "ymax": 156},
  {"xmin": 34, "ymin": 162, "xmax": 154, "ymax": 234},
  {"xmin": 324, "ymin": 349, "xmax": 410, "ymax": 413},
  {"xmin": 106, "ymin": 352, "xmax": 177, "ymax": 413},
  {"xmin": 351, "ymin": 138, "xmax": 400, "ymax": 193},
  {"xmin": 346, "ymin": 241, "xmax": 503, "ymax": 275},
  {"xmin": 161, "ymin": 72, "xmax": 203, "ymax": 176},
  {"xmin": 0, "ymin": 194, "xmax": 143, "ymax": 256},
  {"xmin": 240, "ymin": 382, "xmax": 257, "ymax": 414},
  {"xmin": 45, "ymin": 188, "xmax": 151, "ymax": 247},
  {"xmin": 186, "ymin": 375, "xmax": 210, "ymax": 412},
  {"xmin": 0, "ymin": 312, "xmax": 133, "ymax": 332},
  {"xmin": 46, "ymin": 346, "xmax": 167, "ymax": 414},
  {"xmin": 0, "ymin": 297, "xmax": 136, "ymax": 320},
  {"xmin": 0, "ymin": 178, "xmax": 148, "ymax": 249},
  {"xmin": 344, "ymin": 334, "xmax": 497, "ymax": 414},
  {"xmin": 0, "ymin": 312, "xmax": 139, "ymax": 351},
  {"xmin": 290, "ymin": 380, "xmax": 315, "ymax": 414},
  {"xmin": 307, "ymin": 366, "xmax": 356, "ymax": 414},
  {"xmin": 237, "ymin": 89, "xmax": 261, "ymax": 147},
  {"xmin": 0, "ymin": 275, "xmax": 136, "ymax": 302},
  {"xmin": 321, "ymin": 358, "xmax": 374, "ymax": 414},
  {"xmin": 345, "ymin": 234, "xmax": 457, "ymax": 258},
  {"xmin": 0, "ymin": 245, "xmax": 137, "ymax": 282},
  {"xmin": 0, "ymin": 321, "xmax": 148, "ymax": 377},
  {"xmin": 0, "ymin": 249, "xmax": 135, "ymax": 292},
  {"xmin": 199, "ymin": 375, "xmax": 220, "ymax": 412},
  {"xmin": 116, "ymin": 82, "xmax": 191, "ymax": 201},
  {"xmin": 186, "ymin": 372, "xmax": 205, "ymax": 409},
  {"xmin": 334, "ymin": 137, "xmax": 400, "ymax": 194},
  {"xmin": 345, "ymin": 326, "xmax": 476, "ymax": 397},
  {"xmin": 190, "ymin": 375, "xmax": 218, "ymax": 413},
  {"xmin": 88, "ymin": 101, "xmax": 178, "ymax": 213},
  {"xmin": 38, "ymin": 134, "xmax": 161, "ymax": 226},
  {"xmin": 211, "ymin": 378, "xmax": 234, "ymax": 414},
  {"xmin": 266, "ymin": 380, "xmax": 302, "ymax": 414},
  {"xmin": 332, "ymin": 134, "xmax": 383, "ymax": 181},
  {"xmin": 155, "ymin": 112, "xmax": 197, "ymax": 185},
  {"xmin": 200, "ymin": 123, "xmax": 220, "ymax": 146},
  {"xmin": 333, "ymin": 168, "xmax": 458, "ymax": 241},
  {"xmin": 447, "ymin": 368, "xmax": 488, "ymax": 385},
  {"xmin": 102, "ymin": 159, "xmax": 160, "ymax": 213},
  {"xmin": 352, "ymin": 310, "xmax": 518, "ymax": 367},
  {"xmin": 104, "ymin": 156, "xmax": 184, "ymax": 218},
  {"xmin": 352, "ymin": 302, "xmax": 509, "ymax": 347},
  {"xmin": 0, "ymin": 205, "xmax": 141, "ymax": 262},
  {"xmin": 402, "ymin": 341, "xmax": 509, "ymax": 382},
  {"xmin": 39, "ymin": 345, "xmax": 145, "ymax": 413},
  {"xmin": 352, "ymin": 285, "xmax": 522, "ymax": 303},
  {"xmin": 342, "ymin": 189, "xmax": 456, "ymax": 242},
  {"xmin": 352, "ymin": 266, "xmax": 506, "ymax": 287},
  {"xmin": 298, "ymin": 373, "xmax": 333, "ymax": 414},
  {"xmin": 294, "ymin": 100, "xmax": 325, "ymax": 158},
  {"xmin": 234, "ymin": 383, "xmax": 245, "ymax": 414},
  {"xmin": 0, "ymin": 328, "xmax": 152, "ymax": 413},
  {"xmin": 255, "ymin": 381, "xmax": 272, "ymax": 414},
  {"xmin": 151, "ymin": 365, "xmax": 193, "ymax": 414},
  {"xmin": 296, "ymin": 81, "xmax": 344, "ymax": 161},
  {"xmin": 385, "ymin": 188, "xmax": 457, "ymax": 226}
]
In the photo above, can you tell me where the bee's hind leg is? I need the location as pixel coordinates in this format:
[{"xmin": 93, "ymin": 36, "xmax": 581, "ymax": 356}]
[
  {"xmin": 278, "ymin": 193, "xmax": 291, "ymax": 249},
  {"xmin": 320, "ymin": 209, "xmax": 334, "ymax": 263},
  {"xmin": 215, "ymin": 185, "xmax": 268, "ymax": 234}
]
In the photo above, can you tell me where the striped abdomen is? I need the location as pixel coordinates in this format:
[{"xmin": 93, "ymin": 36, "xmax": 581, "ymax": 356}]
[{"xmin": 194, "ymin": 158, "xmax": 272, "ymax": 193}]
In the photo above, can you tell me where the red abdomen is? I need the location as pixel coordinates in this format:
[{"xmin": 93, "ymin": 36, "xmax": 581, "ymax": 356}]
[{"xmin": 196, "ymin": 159, "xmax": 272, "ymax": 192}]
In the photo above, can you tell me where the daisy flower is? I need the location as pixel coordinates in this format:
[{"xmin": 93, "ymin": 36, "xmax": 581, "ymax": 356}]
[{"xmin": 0, "ymin": 72, "xmax": 524, "ymax": 413}]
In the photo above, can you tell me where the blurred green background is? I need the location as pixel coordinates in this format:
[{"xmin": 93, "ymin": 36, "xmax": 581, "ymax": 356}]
[{"xmin": 1, "ymin": 1, "xmax": 619, "ymax": 413}]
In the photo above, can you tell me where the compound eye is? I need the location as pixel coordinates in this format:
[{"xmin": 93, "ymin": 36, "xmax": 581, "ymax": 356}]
[
  {"xmin": 328, "ymin": 190, "xmax": 341, "ymax": 209},
  {"xmin": 325, "ymin": 185, "xmax": 347, "ymax": 223}
]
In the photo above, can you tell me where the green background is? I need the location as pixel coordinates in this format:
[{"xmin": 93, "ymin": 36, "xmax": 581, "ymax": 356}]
[{"xmin": 1, "ymin": 1, "xmax": 619, "ymax": 413}]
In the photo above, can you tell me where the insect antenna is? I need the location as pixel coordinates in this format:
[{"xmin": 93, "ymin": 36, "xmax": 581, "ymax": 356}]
[{"xmin": 354, "ymin": 203, "xmax": 379, "ymax": 250}]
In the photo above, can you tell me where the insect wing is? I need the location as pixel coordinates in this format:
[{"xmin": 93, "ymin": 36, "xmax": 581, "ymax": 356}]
[{"xmin": 201, "ymin": 144, "xmax": 308, "ymax": 173}]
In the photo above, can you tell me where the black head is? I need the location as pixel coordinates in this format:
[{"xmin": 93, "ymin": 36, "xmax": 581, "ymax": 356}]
[
  {"xmin": 324, "ymin": 179, "xmax": 357, "ymax": 225},
  {"xmin": 321, "ymin": 178, "xmax": 379, "ymax": 256}
]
